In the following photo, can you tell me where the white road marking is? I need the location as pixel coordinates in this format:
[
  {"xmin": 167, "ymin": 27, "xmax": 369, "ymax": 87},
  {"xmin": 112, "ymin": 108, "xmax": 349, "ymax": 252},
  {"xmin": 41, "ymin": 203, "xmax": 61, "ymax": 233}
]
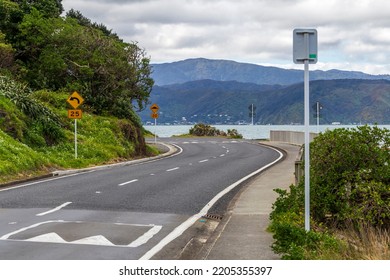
[
  {"xmin": 95, "ymin": 191, "xmax": 101, "ymax": 194},
  {"xmin": 36, "ymin": 202, "xmax": 72, "ymax": 217},
  {"xmin": 198, "ymin": 159, "xmax": 209, "ymax": 163},
  {"xmin": 166, "ymin": 167, "xmax": 179, "ymax": 172},
  {"xmin": 0, "ymin": 220, "xmax": 62, "ymax": 240},
  {"xmin": 0, "ymin": 171, "xmax": 96, "ymax": 193},
  {"xmin": 139, "ymin": 145, "xmax": 284, "ymax": 260},
  {"xmin": 118, "ymin": 179, "xmax": 138, "ymax": 186},
  {"xmin": 1, "ymin": 220, "xmax": 162, "ymax": 248},
  {"xmin": 128, "ymin": 225, "xmax": 162, "ymax": 247},
  {"xmin": 150, "ymin": 173, "xmax": 155, "ymax": 176},
  {"xmin": 220, "ymin": 154, "xmax": 225, "ymax": 157}
]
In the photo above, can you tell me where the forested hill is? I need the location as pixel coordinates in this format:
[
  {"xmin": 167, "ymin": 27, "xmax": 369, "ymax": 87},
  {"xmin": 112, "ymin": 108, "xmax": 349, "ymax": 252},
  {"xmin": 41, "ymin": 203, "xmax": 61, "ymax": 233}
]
[
  {"xmin": 151, "ymin": 58, "xmax": 390, "ymax": 86},
  {"xmin": 0, "ymin": 0, "xmax": 154, "ymax": 182},
  {"xmin": 140, "ymin": 79, "xmax": 390, "ymax": 125}
]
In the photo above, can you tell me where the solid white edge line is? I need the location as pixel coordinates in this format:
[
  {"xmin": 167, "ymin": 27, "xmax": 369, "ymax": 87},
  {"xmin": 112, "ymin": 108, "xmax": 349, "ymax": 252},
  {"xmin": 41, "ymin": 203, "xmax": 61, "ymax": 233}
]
[
  {"xmin": 0, "ymin": 170, "xmax": 96, "ymax": 193},
  {"xmin": 0, "ymin": 143, "xmax": 184, "ymax": 193},
  {"xmin": 139, "ymin": 145, "xmax": 284, "ymax": 260},
  {"xmin": 36, "ymin": 202, "xmax": 72, "ymax": 217},
  {"xmin": 118, "ymin": 179, "xmax": 139, "ymax": 186}
]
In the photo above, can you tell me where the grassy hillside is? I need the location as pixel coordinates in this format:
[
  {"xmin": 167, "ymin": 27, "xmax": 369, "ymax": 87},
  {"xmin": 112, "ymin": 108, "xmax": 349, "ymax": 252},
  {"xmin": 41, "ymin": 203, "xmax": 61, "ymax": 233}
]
[{"xmin": 0, "ymin": 79, "xmax": 156, "ymax": 184}]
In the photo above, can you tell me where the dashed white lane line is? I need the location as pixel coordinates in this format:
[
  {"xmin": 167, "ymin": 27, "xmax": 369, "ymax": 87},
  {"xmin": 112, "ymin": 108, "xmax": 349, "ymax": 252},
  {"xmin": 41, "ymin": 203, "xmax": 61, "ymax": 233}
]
[
  {"xmin": 118, "ymin": 179, "xmax": 139, "ymax": 186},
  {"xmin": 220, "ymin": 154, "xmax": 225, "ymax": 157},
  {"xmin": 198, "ymin": 159, "xmax": 209, "ymax": 163},
  {"xmin": 166, "ymin": 167, "xmax": 180, "ymax": 172},
  {"xmin": 36, "ymin": 202, "xmax": 72, "ymax": 217}
]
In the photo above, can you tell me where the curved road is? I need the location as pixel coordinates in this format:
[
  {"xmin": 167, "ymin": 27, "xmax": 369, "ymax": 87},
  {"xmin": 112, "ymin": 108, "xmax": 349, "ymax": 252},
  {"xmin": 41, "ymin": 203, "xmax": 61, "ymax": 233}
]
[{"xmin": 0, "ymin": 138, "xmax": 282, "ymax": 259}]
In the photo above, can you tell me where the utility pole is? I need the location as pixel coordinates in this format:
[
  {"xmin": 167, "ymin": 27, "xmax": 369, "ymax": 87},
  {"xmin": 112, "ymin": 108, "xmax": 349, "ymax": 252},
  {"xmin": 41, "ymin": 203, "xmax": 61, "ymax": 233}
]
[{"xmin": 248, "ymin": 104, "xmax": 256, "ymax": 125}]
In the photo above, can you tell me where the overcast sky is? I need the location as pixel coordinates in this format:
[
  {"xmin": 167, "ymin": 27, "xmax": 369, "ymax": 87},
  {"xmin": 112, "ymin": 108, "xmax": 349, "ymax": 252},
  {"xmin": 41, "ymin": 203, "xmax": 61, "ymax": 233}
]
[{"xmin": 61, "ymin": 0, "xmax": 390, "ymax": 74}]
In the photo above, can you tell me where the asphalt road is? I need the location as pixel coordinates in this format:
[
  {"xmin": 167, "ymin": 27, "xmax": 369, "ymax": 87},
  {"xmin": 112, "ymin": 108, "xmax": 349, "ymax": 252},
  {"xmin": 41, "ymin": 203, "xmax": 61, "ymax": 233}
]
[{"xmin": 0, "ymin": 138, "xmax": 282, "ymax": 259}]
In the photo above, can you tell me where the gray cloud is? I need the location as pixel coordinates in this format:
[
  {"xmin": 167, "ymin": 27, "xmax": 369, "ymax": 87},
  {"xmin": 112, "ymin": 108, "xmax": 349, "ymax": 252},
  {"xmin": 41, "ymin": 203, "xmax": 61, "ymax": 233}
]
[{"xmin": 62, "ymin": 0, "xmax": 390, "ymax": 74}]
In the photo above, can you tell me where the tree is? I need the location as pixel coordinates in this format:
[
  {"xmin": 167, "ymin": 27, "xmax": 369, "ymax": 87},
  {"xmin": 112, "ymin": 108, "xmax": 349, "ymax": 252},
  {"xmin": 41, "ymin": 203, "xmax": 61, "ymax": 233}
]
[
  {"xmin": 17, "ymin": 11, "xmax": 154, "ymax": 120},
  {"xmin": 0, "ymin": 32, "xmax": 15, "ymax": 70},
  {"xmin": 0, "ymin": 0, "xmax": 24, "ymax": 43},
  {"xmin": 12, "ymin": 0, "xmax": 63, "ymax": 18},
  {"xmin": 66, "ymin": 9, "xmax": 119, "ymax": 39}
]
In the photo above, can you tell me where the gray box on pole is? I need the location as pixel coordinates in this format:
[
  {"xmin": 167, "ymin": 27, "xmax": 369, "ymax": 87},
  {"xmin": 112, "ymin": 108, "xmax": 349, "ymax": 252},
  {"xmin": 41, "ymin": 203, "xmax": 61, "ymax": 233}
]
[{"xmin": 293, "ymin": 29, "xmax": 318, "ymax": 64}]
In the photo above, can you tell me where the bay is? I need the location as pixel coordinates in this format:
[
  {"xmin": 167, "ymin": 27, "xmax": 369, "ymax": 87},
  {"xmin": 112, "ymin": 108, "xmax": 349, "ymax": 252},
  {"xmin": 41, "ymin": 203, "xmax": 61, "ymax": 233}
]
[{"xmin": 144, "ymin": 124, "xmax": 390, "ymax": 140}]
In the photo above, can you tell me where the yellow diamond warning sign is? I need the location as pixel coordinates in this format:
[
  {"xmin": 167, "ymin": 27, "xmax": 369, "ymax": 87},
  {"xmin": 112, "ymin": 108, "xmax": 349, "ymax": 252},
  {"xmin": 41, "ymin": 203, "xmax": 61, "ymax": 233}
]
[
  {"xmin": 150, "ymin": 104, "xmax": 159, "ymax": 113},
  {"xmin": 67, "ymin": 91, "xmax": 84, "ymax": 109}
]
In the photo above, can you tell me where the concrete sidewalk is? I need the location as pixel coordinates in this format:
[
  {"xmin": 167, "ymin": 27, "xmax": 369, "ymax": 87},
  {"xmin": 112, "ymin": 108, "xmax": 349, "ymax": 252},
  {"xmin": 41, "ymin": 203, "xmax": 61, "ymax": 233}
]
[{"xmin": 200, "ymin": 142, "xmax": 300, "ymax": 260}]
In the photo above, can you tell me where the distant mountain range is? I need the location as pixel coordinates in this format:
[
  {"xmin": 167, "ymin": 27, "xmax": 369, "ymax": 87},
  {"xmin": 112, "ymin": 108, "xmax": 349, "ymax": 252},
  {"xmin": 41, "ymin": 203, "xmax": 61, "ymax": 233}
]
[
  {"xmin": 151, "ymin": 58, "xmax": 390, "ymax": 86},
  {"xmin": 139, "ymin": 58, "xmax": 390, "ymax": 125}
]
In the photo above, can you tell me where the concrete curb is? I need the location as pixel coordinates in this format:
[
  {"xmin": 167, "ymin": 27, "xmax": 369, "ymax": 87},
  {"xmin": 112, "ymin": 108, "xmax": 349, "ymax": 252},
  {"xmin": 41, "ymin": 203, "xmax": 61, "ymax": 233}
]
[{"xmin": 0, "ymin": 142, "xmax": 178, "ymax": 188}]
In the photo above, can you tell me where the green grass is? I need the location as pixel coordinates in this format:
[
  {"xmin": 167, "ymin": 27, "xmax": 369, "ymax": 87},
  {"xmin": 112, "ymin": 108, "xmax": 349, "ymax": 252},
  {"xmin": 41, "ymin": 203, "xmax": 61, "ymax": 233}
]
[{"xmin": 0, "ymin": 89, "xmax": 158, "ymax": 184}]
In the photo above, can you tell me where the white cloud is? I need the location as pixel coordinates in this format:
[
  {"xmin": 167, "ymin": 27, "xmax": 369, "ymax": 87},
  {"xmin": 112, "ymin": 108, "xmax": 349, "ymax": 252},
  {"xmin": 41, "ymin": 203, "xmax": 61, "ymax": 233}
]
[{"xmin": 62, "ymin": 0, "xmax": 390, "ymax": 74}]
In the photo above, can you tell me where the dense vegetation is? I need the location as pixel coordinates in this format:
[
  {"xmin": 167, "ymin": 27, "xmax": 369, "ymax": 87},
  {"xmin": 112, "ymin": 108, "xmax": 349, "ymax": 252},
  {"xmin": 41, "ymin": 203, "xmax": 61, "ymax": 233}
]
[
  {"xmin": 269, "ymin": 126, "xmax": 390, "ymax": 259},
  {"xmin": 187, "ymin": 123, "xmax": 243, "ymax": 138},
  {"xmin": 0, "ymin": 0, "xmax": 155, "ymax": 182}
]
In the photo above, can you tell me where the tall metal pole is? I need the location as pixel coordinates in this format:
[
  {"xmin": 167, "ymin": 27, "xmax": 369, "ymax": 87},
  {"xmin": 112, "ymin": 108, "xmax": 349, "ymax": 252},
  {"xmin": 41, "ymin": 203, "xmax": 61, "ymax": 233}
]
[
  {"xmin": 316, "ymin": 101, "xmax": 320, "ymax": 133},
  {"xmin": 75, "ymin": 119, "xmax": 78, "ymax": 159},
  {"xmin": 154, "ymin": 118, "xmax": 157, "ymax": 144},
  {"xmin": 304, "ymin": 33, "xmax": 310, "ymax": 232}
]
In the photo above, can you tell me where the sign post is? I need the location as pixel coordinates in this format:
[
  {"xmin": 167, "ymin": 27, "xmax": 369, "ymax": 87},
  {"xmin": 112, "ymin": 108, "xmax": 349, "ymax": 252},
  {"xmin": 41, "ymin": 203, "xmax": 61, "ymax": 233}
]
[
  {"xmin": 67, "ymin": 91, "xmax": 84, "ymax": 159},
  {"xmin": 293, "ymin": 29, "xmax": 318, "ymax": 232},
  {"xmin": 150, "ymin": 104, "xmax": 159, "ymax": 144}
]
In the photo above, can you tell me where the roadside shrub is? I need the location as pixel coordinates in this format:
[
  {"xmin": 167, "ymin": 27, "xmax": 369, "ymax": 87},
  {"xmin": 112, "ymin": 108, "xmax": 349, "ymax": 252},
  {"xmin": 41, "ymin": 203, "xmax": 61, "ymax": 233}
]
[
  {"xmin": 269, "ymin": 184, "xmax": 343, "ymax": 259},
  {"xmin": 227, "ymin": 129, "xmax": 243, "ymax": 139},
  {"xmin": 189, "ymin": 123, "xmax": 226, "ymax": 137},
  {"xmin": 269, "ymin": 126, "xmax": 390, "ymax": 259},
  {"xmin": 310, "ymin": 126, "xmax": 390, "ymax": 228}
]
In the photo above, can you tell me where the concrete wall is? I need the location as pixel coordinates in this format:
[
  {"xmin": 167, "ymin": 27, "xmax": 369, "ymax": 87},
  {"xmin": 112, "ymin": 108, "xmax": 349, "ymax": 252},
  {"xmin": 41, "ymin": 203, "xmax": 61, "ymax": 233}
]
[
  {"xmin": 270, "ymin": 130, "xmax": 319, "ymax": 185},
  {"xmin": 270, "ymin": 130, "xmax": 318, "ymax": 145}
]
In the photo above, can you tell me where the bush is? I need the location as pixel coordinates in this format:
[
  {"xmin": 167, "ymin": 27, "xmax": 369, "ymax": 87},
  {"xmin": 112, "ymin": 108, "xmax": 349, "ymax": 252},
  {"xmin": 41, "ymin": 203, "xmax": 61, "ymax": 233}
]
[
  {"xmin": 269, "ymin": 126, "xmax": 390, "ymax": 259},
  {"xmin": 310, "ymin": 126, "xmax": 390, "ymax": 228},
  {"xmin": 227, "ymin": 129, "xmax": 243, "ymax": 139},
  {"xmin": 269, "ymin": 184, "xmax": 343, "ymax": 259},
  {"xmin": 189, "ymin": 123, "xmax": 226, "ymax": 137}
]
